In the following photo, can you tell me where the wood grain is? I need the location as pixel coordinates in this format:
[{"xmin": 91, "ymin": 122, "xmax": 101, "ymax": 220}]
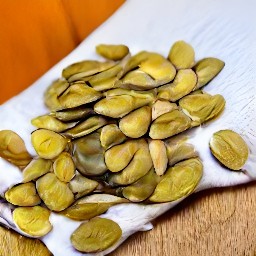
[{"xmin": 1, "ymin": 183, "xmax": 256, "ymax": 255}]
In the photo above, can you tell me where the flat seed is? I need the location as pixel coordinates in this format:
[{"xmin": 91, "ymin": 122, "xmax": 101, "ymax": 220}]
[
  {"xmin": 5, "ymin": 182, "xmax": 41, "ymax": 206},
  {"xmin": 64, "ymin": 116, "xmax": 108, "ymax": 138},
  {"xmin": 58, "ymin": 83, "xmax": 102, "ymax": 109},
  {"xmin": 165, "ymin": 136, "xmax": 198, "ymax": 166},
  {"xmin": 70, "ymin": 217, "xmax": 122, "ymax": 253},
  {"xmin": 53, "ymin": 152, "xmax": 75, "ymax": 182},
  {"xmin": 108, "ymin": 139, "xmax": 153, "ymax": 186},
  {"xmin": 149, "ymin": 110, "xmax": 191, "ymax": 139},
  {"xmin": 179, "ymin": 93, "xmax": 225, "ymax": 126},
  {"xmin": 209, "ymin": 130, "xmax": 249, "ymax": 170},
  {"xmin": 61, "ymin": 194, "xmax": 128, "ymax": 221},
  {"xmin": 193, "ymin": 57, "xmax": 225, "ymax": 88},
  {"xmin": 69, "ymin": 172, "xmax": 99, "ymax": 199},
  {"xmin": 31, "ymin": 129, "xmax": 68, "ymax": 159},
  {"xmin": 13, "ymin": 206, "xmax": 52, "ymax": 237},
  {"xmin": 23, "ymin": 158, "xmax": 52, "ymax": 182},
  {"xmin": 149, "ymin": 158, "xmax": 203, "ymax": 202},
  {"xmin": 151, "ymin": 100, "xmax": 178, "ymax": 120},
  {"xmin": 31, "ymin": 115, "xmax": 75, "ymax": 132},
  {"xmin": 36, "ymin": 173, "xmax": 74, "ymax": 211},
  {"xmin": 148, "ymin": 140, "xmax": 168, "ymax": 176},
  {"xmin": 157, "ymin": 69, "xmax": 197, "ymax": 102},
  {"xmin": 44, "ymin": 79, "xmax": 69, "ymax": 110},
  {"xmin": 168, "ymin": 40, "xmax": 195, "ymax": 69},
  {"xmin": 119, "ymin": 106, "xmax": 152, "ymax": 138},
  {"xmin": 96, "ymin": 44, "xmax": 129, "ymax": 61},
  {"xmin": 62, "ymin": 60, "xmax": 115, "ymax": 81},
  {"xmin": 100, "ymin": 124, "xmax": 127, "ymax": 149},
  {"xmin": 51, "ymin": 106, "xmax": 94, "ymax": 122},
  {"xmin": 73, "ymin": 132, "xmax": 108, "ymax": 176},
  {"xmin": 0, "ymin": 130, "xmax": 32, "ymax": 168},
  {"xmin": 122, "ymin": 168, "xmax": 160, "ymax": 202}
]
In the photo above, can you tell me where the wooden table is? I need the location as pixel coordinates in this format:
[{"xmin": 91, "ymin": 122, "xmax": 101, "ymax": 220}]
[{"xmin": 1, "ymin": 183, "xmax": 256, "ymax": 255}]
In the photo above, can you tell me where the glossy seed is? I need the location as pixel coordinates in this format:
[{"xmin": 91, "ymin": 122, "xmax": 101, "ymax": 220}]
[
  {"xmin": 0, "ymin": 130, "xmax": 32, "ymax": 168},
  {"xmin": 119, "ymin": 106, "xmax": 151, "ymax": 138},
  {"xmin": 69, "ymin": 172, "xmax": 99, "ymax": 199},
  {"xmin": 53, "ymin": 152, "xmax": 75, "ymax": 182},
  {"xmin": 65, "ymin": 116, "xmax": 108, "ymax": 138},
  {"xmin": 193, "ymin": 57, "xmax": 225, "ymax": 88},
  {"xmin": 179, "ymin": 93, "xmax": 225, "ymax": 126},
  {"xmin": 31, "ymin": 129, "xmax": 68, "ymax": 159},
  {"xmin": 36, "ymin": 173, "xmax": 74, "ymax": 211},
  {"xmin": 209, "ymin": 130, "xmax": 249, "ymax": 170},
  {"xmin": 149, "ymin": 110, "xmax": 191, "ymax": 139},
  {"xmin": 100, "ymin": 124, "xmax": 127, "ymax": 149},
  {"xmin": 168, "ymin": 40, "xmax": 195, "ymax": 69},
  {"xmin": 13, "ymin": 206, "xmax": 52, "ymax": 237},
  {"xmin": 23, "ymin": 158, "xmax": 52, "ymax": 182},
  {"xmin": 31, "ymin": 115, "xmax": 75, "ymax": 132},
  {"xmin": 5, "ymin": 182, "xmax": 41, "ymax": 206},
  {"xmin": 71, "ymin": 217, "xmax": 122, "ymax": 252},
  {"xmin": 148, "ymin": 140, "xmax": 168, "ymax": 176},
  {"xmin": 157, "ymin": 69, "xmax": 197, "ymax": 102},
  {"xmin": 58, "ymin": 82, "xmax": 102, "ymax": 109},
  {"xmin": 96, "ymin": 44, "xmax": 129, "ymax": 61},
  {"xmin": 151, "ymin": 100, "xmax": 178, "ymax": 120},
  {"xmin": 122, "ymin": 168, "xmax": 160, "ymax": 202},
  {"xmin": 73, "ymin": 132, "xmax": 108, "ymax": 176},
  {"xmin": 62, "ymin": 194, "xmax": 128, "ymax": 221},
  {"xmin": 149, "ymin": 158, "xmax": 203, "ymax": 202}
]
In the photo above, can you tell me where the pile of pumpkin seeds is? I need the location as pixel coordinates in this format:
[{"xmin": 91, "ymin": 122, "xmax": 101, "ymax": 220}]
[{"xmin": 0, "ymin": 41, "xmax": 250, "ymax": 253}]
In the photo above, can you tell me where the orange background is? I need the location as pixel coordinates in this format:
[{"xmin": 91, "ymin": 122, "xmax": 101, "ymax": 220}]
[{"xmin": 0, "ymin": 0, "xmax": 125, "ymax": 104}]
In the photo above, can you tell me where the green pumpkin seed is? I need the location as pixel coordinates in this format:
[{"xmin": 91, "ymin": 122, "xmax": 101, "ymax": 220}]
[
  {"xmin": 96, "ymin": 44, "xmax": 129, "ymax": 61},
  {"xmin": 209, "ymin": 130, "xmax": 249, "ymax": 170}
]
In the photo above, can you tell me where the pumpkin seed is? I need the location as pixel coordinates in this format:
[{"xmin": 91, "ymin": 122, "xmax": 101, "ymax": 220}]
[
  {"xmin": 193, "ymin": 57, "xmax": 225, "ymax": 88},
  {"xmin": 119, "ymin": 106, "xmax": 151, "ymax": 138},
  {"xmin": 31, "ymin": 129, "xmax": 68, "ymax": 159},
  {"xmin": 5, "ymin": 182, "xmax": 41, "ymax": 206},
  {"xmin": 22, "ymin": 158, "xmax": 52, "ymax": 182},
  {"xmin": 53, "ymin": 152, "xmax": 75, "ymax": 182},
  {"xmin": 96, "ymin": 44, "xmax": 129, "ymax": 61},
  {"xmin": 149, "ymin": 158, "xmax": 203, "ymax": 202},
  {"xmin": 13, "ymin": 206, "xmax": 52, "ymax": 237},
  {"xmin": 151, "ymin": 100, "xmax": 178, "ymax": 120},
  {"xmin": 209, "ymin": 130, "xmax": 249, "ymax": 170},
  {"xmin": 70, "ymin": 217, "xmax": 122, "ymax": 252},
  {"xmin": 149, "ymin": 110, "xmax": 191, "ymax": 139},
  {"xmin": 36, "ymin": 173, "xmax": 74, "ymax": 211},
  {"xmin": 168, "ymin": 40, "xmax": 195, "ymax": 69},
  {"xmin": 0, "ymin": 130, "xmax": 32, "ymax": 168}
]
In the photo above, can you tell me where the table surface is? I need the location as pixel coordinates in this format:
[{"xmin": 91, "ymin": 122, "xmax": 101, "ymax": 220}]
[{"xmin": 1, "ymin": 183, "xmax": 256, "ymax": 255}]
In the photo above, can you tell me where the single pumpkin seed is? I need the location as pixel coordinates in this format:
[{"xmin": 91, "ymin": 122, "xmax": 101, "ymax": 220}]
[
  {"xmin": 5, "ymin": 182, "xmax": 41, "ymax": 206},
  {"xmin": 100, "ymin": 124, "xmax": 127, "ymax": 150},
  {"xmin": 31, "ymin": 129, "xmax": 68, "ymax": 159},
  {"xmin": 149, "ymin": 110, "xmax": 191, "ymax": 139},
  {"xmin": 209, "ymin": 129, "xmax": 249, "ymax": 170},
  {"xmin": 22, "ymin": 158, "xmax": 52, "ymax": 182},
  {"xmin": 0, "ymin": 130, "xmax": 32, "ymax": 168},
  {"xmin": 53, "ymin": 152, "xmax": 75, "ymax": 182},
  {"xmin": 148, "ymin": 139, "xmax": 168, "ymax": 176},
  {"xmin": 149, "ymin": 158, "xmax": 203, "ymax": 202},
  {"xmin": 61, "ymin": 194, "xmax": 128, "ymax": 221},
  {"xmin": 151, "ymin": 100, "xmax": 178, "ymax": 120},
  {"xmin": 157, "ymin": 69, "xmax": 197, "ymax": 102},
  {"xmin": 73, "ymin": 132, "xmax": 108, "ymax": 176},
  {"xmin": 168, "ymin": 40, "xmax": 195, "ymax": 69},
  {"xmin": 70, "ymin": 217, "xmax": 122, "ymax": 253},
  {"xmin": 13, "ymin": 206, "xmax": 52, "ymax": 237},
  {"xmin": 36, "ymin": 173, "xmax": 74, "ymax": 211},
  {"xmin": 193, "ymin": 57, "xmax": 225, "ymax": 88},
  {"xmin": 96, "ymin": 44, "xmax": 129, "ymax": 61},
  {"xmin": 119, "ymin": 106, "xmax": 152, "ymax": 138}
]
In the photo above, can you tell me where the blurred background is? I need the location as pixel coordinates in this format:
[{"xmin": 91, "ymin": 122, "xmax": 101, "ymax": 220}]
[{"xmin": 0, "ymin": 0, "xmax": 125, "ymax": 104}]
